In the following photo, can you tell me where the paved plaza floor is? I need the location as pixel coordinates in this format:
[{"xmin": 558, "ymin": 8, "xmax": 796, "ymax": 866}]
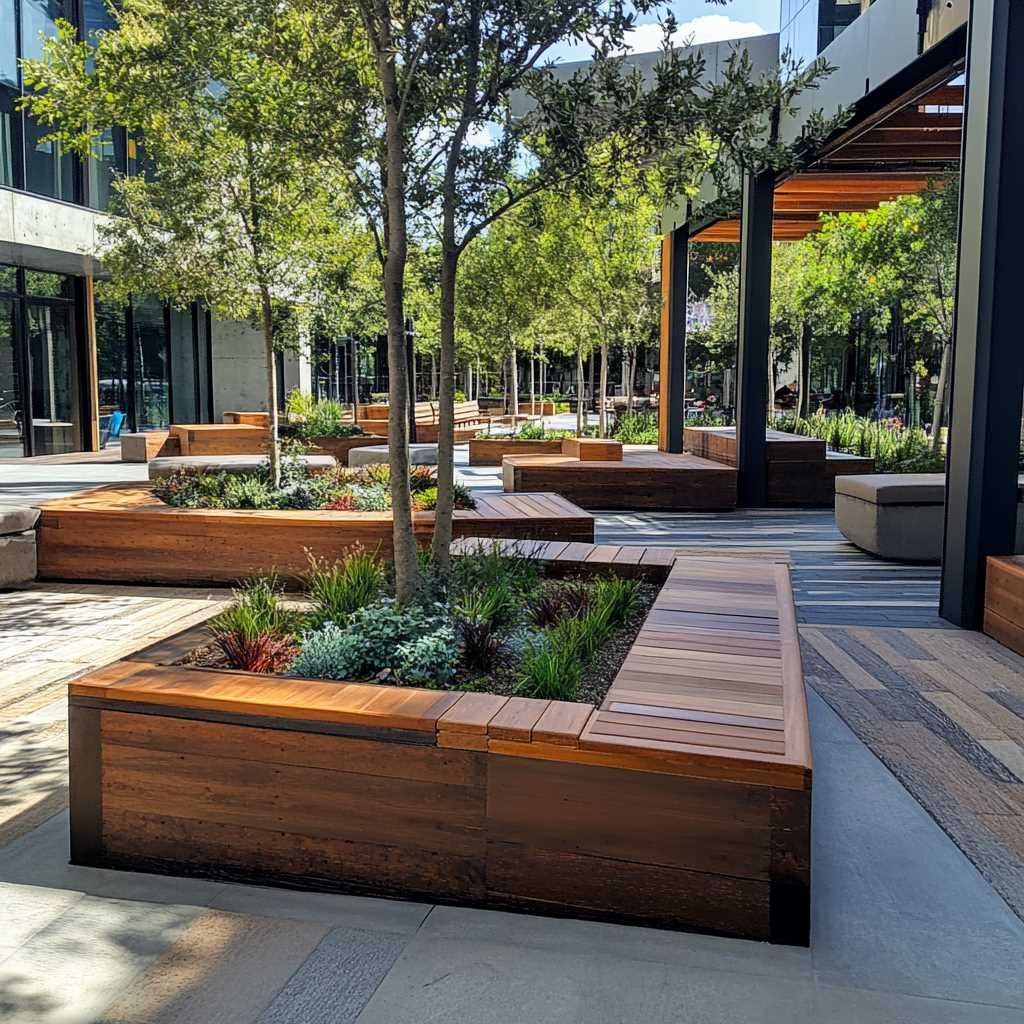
[{"xmin": 1, "ymin": 445, "xmax": 1024, "ymax": 1022}]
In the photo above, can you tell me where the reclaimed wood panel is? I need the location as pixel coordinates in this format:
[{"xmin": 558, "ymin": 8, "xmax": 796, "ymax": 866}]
[
  {"xmin": 503, "ymin": 450, "xmax": 737, "ymax": 511},
  {"xmin": 561, "ymin": 438, "xmax": 623, "ymax": 461},
  {"xmin": 985, "ymin": 556, "xmax": 1024, "ymax": 656},
  {"xmin": 66, "ymin": 548, "xmax": 811, "ymax": 944},
  {"xmin": 170, "ymin": 423, "xmax": 270, "ymax": 456},
  {"xmin": 469, "ymin": 438, "xmax": 563, "ymax": 466}
]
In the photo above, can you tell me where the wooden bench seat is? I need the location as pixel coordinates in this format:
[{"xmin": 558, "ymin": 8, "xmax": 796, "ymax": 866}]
[{"xmin": 356, "ymin": 400, "xmax": 493, "ymax": 442}]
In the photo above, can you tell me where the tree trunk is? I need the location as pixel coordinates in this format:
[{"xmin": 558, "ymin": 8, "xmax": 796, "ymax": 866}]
[
  {"xmin": 529, "ymin": 351, "xmax": 536, "ymax": 415},
  {"xmin": 377, "ymin": 46, "xmax": 416, "ymax": 603},
  {"xmin": 259, "ymin": 286, "xmax": 281, "ymax": 488},
  {"xmin": 576, "ymin": 348, "xmax": 585, "ymax": 435},
  {"xmin": 767, "ymin": 351, "xmax": 776, "ymax": 426},
  {"xmin": 430, "ymin": 352, "xmax": 437, "ymax": 399},
  {"xmin": 509, "ymin": 346, "xmax": 519, "ymax": 417},
  {"xmin": 932, "ymin": 339, "xmax": 952, "ymax": 453},
  {"xmin": 625, "ymin": 348, "xmax": 636, "ymax": 415},
  {"xmin": 798, "ymin": 323, "xmax": 812, "ymax": 418},
  {"xmin": 598, "ymin": 340, "xmax": 609, "ymax": 436},
  {"xmin": 465, "ymin": 361, "xmax": 473, "ymax": 401},
  {"xmin": 430, "ymin": 250, "xmax": 458, "ymax": 574}
]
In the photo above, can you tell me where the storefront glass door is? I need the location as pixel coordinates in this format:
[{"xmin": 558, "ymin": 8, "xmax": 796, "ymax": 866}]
[
  {"xmin": 0, "ymin": 297, "xmax": 24, "ymax": 457},
  {"xmin": 26, "ymin": 300, "xmax": 79, "ymax": 455}
]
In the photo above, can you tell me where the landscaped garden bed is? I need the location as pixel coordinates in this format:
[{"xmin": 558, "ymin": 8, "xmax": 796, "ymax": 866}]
[
  {"xmin": 67, "ymin": 542, "xmax": 812, "ymax": 944},
  {"xmin": 469, "ymin": 423, "xmax": 582, "ymax": 466},
  {"xmin": 35, "ymin": 462, "xmax": 594, "ymax": 584}
]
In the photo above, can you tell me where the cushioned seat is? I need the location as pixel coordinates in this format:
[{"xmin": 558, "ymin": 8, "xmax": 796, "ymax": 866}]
[
  {"xmin": 0, "ymin": 506, "xmax": 40, "ymax": 535},
  {"xmin": 0, "ymin": 506, "xmax": 38, "ymax": 587},
  {"xmin": 349, "ymin": 444, "xmax": 437, "ymax": 467},
  {"xmin": 148, "ymin": 454, "xmax": 335, "ymax": 480},
  {"xmin": 836, "ymin": 473, "xmax": 1024, "ymax": 562}
]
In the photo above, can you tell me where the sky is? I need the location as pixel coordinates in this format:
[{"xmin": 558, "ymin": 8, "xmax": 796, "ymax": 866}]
[{"xmin": 550, "ymin": 0, "xmax": 780, "ymax": 62}]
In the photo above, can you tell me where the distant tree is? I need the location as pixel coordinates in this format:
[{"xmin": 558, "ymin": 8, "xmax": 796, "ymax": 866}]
[{"xmin": 21, "ymin": 3, "xmax": 360, "ymax": 485}]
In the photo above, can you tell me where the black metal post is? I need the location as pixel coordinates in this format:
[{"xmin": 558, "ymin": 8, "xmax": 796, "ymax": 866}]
[
  {"xmin": 940, "ymin": 0, "xmax": 1024, "ymax": 628},
  {"xmin": 404, "ymin": 317, "xmax": 417, "ymax": 443},
  {"xmin": 735, "ymin": 169, "xmax": 774, "ymax": 507},
  {"xmin": 661, "ymin": 224, "xmax": 688, "ymax": 453}
]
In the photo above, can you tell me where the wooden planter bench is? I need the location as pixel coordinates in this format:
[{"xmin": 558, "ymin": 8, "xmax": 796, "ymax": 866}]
[
  {"xmin": 683, "ymin": 426, "xmax": 874, "ymax": 507},
  {"xmin": 469, "ymin": 438, "xmax": 564, "ymax": 466},
  {"xmin": 67, "ymin": 548, "xmax": 811, "ymax": 944},
  {"xmin": 356, "ymin": 400, "xmax": 492, "ymax": 442},
  {"xmin": 35, "ymin": 485, "xmax": 594, "ymax": 585},
  {"xmin": 503, "ymin": 446, "xmax": 737, "ymax": 511}
]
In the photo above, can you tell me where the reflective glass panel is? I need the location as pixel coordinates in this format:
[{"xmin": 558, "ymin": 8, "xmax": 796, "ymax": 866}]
[
  {"xmin": 169, "ymin": 305, "xmax": 197, "ymax": 422},
  {"xmin": 27, "ymin": 300, "xmax": 79, "ymax": 454},
  {"xmin": 0, "ymin": 297, "xmax": 24, "ymax": 457},
  {"xmin": 95, "ymin": 299, "xmax": 129, "ymax": 426},
  {"xmin": 132, "ymin": 295, "xmax": 168, "ymax": 430}
]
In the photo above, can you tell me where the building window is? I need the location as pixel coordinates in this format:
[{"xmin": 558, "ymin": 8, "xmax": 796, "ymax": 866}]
[{"xmin": 0, "ymin": 262, "xmax": 82, "ymax": 457}]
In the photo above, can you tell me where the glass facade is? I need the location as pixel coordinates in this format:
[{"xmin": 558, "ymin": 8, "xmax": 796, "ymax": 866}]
[
  {"xmin": 1, "ymin": 0, "xmax": 130, "ymax": 207},
  {"xmin": 0, "ymin": 264, "xmax": 80, "ymax": 456},
  {"xmin": 781, "ymin": 0, "xmax": 866, "ymax": 66}
]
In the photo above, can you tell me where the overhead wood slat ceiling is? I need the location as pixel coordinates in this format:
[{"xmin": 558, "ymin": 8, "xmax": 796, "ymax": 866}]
[{"xmin": 692, "ymin": 83, "xmax": 962, "ymax": 243}]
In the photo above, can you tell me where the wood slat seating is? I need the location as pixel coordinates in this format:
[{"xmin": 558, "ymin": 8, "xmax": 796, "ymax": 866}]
[
  {"xmin": 67, "ymin": 547, "xmax": 810, "ymax": 943},
  {"xmin": 356, "ymin": 400, "xmax": 495, "ymax": 442}
]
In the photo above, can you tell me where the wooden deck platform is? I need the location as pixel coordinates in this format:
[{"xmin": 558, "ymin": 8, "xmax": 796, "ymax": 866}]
[
  {"xmin": 502, "ymin": 447, "xmax": 737, "ymax": 511},
  {"xmin": 683, "ymin": 426, "xmax": 874, "ymax": 508},
  {"xmin": 35, "ymin": 485, "xmax": 593, "ymax": 585}
]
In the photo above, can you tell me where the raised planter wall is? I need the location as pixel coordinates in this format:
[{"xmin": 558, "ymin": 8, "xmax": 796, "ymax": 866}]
[
  {"xmin": 67, "ymin": 551, "xmax": 811, "ymax": 944},
  {"xmin": 35, "ymin": 485, "xmax": 594, "ymax": 585}
]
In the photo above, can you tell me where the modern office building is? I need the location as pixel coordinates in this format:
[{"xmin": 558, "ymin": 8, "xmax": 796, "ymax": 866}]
[{"xmin": 0, "ymin": 0, "xmax": 310, "ymax": 459}]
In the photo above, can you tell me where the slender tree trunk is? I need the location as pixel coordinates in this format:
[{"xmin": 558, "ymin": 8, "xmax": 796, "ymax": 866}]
[
  {"xmin": 465, "ymin": 361, "xmax": 473, "ymax": 401},
  {"xmin": 259, "ymin": 286, "xmax": 281, "ymax": 488},
  {"xmin": 798, "ymin": 323, "xmax": 812, "ymax": 418},
  {"xmin": 430, "ymin": 352, "xmax": 437, "ymax": 399},
  {"xmin": 598, "ymin": 339, "xmax": 609, "ymax": 437},
  {"xmin": 509, "ymin": 346, "xmax": 519, "ymax": 417},
  {"xmin": 932, "ymin": 339, "xmax": 952, "ymax": 453},
  {"xmin": 625, "ymin": 348, "xmax": 636, "ymax": 414},
  {"xmin": 376, "ymin": 47, "xmax": 416, "ymax": 602},
  {"xmin": 576, "ymin": 348, "xmax": 585, "ymax": 435},
  {"xmin": 430, "ymin": 250, "xmax": 458, "ymax": 574},
  {"xmin": 767, "ymin": 351, "xmax": 775, "ymax": 426},
  {"xmin": 529, "ymin": 350, "xmax": 536, "ymax": 415}
]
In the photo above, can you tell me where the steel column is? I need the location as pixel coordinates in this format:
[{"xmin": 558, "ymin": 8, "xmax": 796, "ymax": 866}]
[
  {"xmin": 735, "ymin": 169, "xmax": 774, "ymax": 507},
  {"xmin": 658, "ymin": 225, "xmax": 688, "ymax": 453},
  {"xmin": 940, "ymin": 0, "xmax": 1024, "ymax": 628}
]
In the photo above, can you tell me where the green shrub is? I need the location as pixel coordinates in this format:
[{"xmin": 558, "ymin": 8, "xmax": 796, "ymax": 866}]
[
  {"xmin": 289, "ymin": 598, "xmax": 456, "ymax": 684},
  {"xmin": 528, "ymin": 580, "xmax": 592, "ymax": 628},
  {"xmin": 352, "ymin": 483, "xmax": 391, "ymax": 511},
  {"xmin": 455, "ymin": 582, "xmax": 519, "ymax": 633},
  {"xmin": 286, "ymin": 392, "xmax": 363, "ymax": 440},
  {"xmin": 592, "ymin": 576, "xmax": 642, "ymax": 625},
  {"xmin": 516, "ymin": 640, "xmax": 583, "ymax": 700},
  {"xmin": 208, "ymin": 576, "xmax": 300, "ymax": 672},
  {"xmin": 450, "ymin": 543, "xmax": 540, "ymax": 602},
  {"xmin": 307, "ymin": 550, "xmax": 385, "ymax": 627},
  {"xmin": 612, "ymin": 411, "xmax": 659, "ymax": 444}
]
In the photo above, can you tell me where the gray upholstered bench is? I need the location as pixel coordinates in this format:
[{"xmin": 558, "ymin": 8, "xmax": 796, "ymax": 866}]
[
  {"xmin": 836, "ymin": 473, "xmax": 1024, "ymax": 562},
  {"xmin": 349, "ymin": 443, "xmax": 437, "ymax": 467},
  {"xmin": 148, "ymin": 454, "xmax": 335, "ymax": 480},
  {"xmin": 0, "ymin": 506, "xmax": 39, "ymax": 587}
]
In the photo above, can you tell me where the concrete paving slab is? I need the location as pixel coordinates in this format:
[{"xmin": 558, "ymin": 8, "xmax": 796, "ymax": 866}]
[
  {"xmin": 0, "ymin": 895, "xmax": 200, "ymax": 1024},
  {"xmin": 209, "ymin": 883, "xmax": 432, "ymax": 935},
  {"xmin": 257, "ymin": 926, "xmax": 407, "ymax": 1024},
  {"xmin": 96, "ymin": 911, "xmax": 329, "ymax": 1024},
  {"xmin": 0, "ymin": 882, "xmax": 82, "ymax": 957}
]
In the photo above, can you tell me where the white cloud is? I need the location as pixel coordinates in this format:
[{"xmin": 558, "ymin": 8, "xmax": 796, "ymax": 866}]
[{"xmin": 554, "ymin": 14, "xmax": 768, "ymax": 62}]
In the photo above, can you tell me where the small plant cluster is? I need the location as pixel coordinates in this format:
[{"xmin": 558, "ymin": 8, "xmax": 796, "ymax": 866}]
[
  {"xmin": 284, "ymin": 390, "xmax": 364, "ymax": 439},
  {"xmin": 775, "ymin": 411, "xmax": 944, "ymax": 473},
  {"xmin": 154, "ymin": 461, "xmax": 476, "ymax": 512},
  {"xmin": 611, "ymin": 411, "xmax": 659, "ymax": 444},
  {"xmin": 517, "ymin": 576, "xmax": 641, "ymax": 701},
  {"xmin": 202, "ymin": 544, "xmax": 650, "ymax": 702}
]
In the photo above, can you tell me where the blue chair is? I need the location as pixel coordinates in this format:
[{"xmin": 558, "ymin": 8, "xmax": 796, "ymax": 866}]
[{"xmin": 100, "ymin": 410, "xmax": 126, "ymax": 448}]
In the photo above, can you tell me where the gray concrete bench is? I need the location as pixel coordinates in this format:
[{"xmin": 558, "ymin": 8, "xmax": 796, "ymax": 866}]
[
  {"xmin": 836, "ymin": 473, "xmax": 1024, "ymax": 562},
  {"xmin": 148, "ymin": 454, "xmax": 335, "ymax": 480},
  {"xmin": 349, "ymin": 443, "xmax": 437, "ymax": 468},
  {"xmin": 0, "ymin": 506, "xmax": 39, "ymax": 587}
]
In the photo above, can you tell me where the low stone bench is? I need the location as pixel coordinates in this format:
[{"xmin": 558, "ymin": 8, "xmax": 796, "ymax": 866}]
[
  {"xmin": 148, "ymin": 454, "xmax": 335, "ymax": 480},
  {"xmin": 0, "ymin": 506, "xmax": 39, "ymax": 587},
  {"xmin": 349, "ymin": 443, "xmax": 437, "ymax": 468},
  {"xmin": 836, "ymin": 473, "xmax": 1024, "ymax": 562}
]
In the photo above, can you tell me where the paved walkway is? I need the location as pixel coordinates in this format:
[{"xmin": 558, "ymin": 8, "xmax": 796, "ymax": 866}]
[{"xmin": 2, "ymin": 445, "xmax": 1024, "ymax": 1021}]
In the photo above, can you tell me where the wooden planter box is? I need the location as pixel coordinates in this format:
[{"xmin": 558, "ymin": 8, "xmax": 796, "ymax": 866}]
[
  {"xmin": 469, "ymin": 438, "xmax": 564, "ymax": 466},
  {"xmin": 67, "ymin": 549, "xmax": 811, "ymax": 944},
  {"xmin": 35, "ymin": 485, "xmax": 593, "ymax": 586},
  {"xmin": 306, "ymin": 435, "xmax": 387, "ymax": 465}
]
